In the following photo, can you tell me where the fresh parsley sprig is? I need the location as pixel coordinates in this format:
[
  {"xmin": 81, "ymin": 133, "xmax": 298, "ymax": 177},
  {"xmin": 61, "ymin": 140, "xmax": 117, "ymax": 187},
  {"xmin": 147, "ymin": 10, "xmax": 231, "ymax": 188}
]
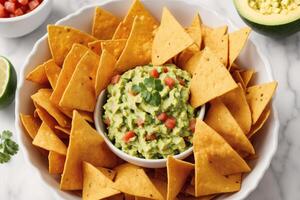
[
  {"xmin": 0, "ymin": 130, "xmax": 19, "ymax": 164},
  {"xmin": 132, "ymin": 77, "xmax": 163, "ymax": 106}
]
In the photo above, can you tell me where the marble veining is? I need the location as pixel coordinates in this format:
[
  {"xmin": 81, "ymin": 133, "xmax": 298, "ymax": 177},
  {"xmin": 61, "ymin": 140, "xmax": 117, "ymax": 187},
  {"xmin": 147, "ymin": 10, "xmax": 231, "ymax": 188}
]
[{"xmin": 0, "ymin": 0, "xmax": 299, "ymax": 199}]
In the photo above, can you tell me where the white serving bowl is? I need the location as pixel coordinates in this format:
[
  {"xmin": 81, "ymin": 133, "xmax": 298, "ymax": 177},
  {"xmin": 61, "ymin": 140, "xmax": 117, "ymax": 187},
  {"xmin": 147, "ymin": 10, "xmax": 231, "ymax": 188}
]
[
  {"xmin": 94, "ymin": 90, "xmax": 206, "ymax": 168},
  {"xmin": 0, "ymin": 0, "xmax": 53, "ymax": 38},
  {"xmin": 15, "ymin": 0, "xmax": 279, "ymax": 199}
]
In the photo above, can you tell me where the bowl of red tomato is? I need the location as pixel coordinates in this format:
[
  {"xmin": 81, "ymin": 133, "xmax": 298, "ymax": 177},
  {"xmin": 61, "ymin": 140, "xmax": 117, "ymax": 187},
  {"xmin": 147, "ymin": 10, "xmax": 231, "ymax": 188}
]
[{"xmin": 0, "ymin": 0, "xmax": 52, "ymax": 38}]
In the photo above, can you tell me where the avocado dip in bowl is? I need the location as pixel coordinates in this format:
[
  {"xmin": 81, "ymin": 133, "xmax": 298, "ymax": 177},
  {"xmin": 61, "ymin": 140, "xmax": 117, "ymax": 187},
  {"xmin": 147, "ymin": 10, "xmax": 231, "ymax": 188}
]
[{"xmin": 94, "ymin": 64, "xmax": 205, "ymax": 168}]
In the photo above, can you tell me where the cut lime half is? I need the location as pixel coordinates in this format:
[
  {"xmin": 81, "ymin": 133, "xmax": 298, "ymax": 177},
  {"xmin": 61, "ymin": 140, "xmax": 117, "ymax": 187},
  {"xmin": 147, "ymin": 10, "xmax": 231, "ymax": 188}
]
[{"xmin": 0, "ymin": 56, "xmax": 17, "ymax": 109}]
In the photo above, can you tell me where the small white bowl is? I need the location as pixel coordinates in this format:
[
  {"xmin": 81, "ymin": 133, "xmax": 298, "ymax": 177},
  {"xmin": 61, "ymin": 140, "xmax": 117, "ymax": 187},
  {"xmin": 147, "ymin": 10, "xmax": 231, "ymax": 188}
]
[
  {"xmin": 94, "ymin": 90, "xmax": 206, "ymax": 168},
  {"xmin": 0, "ymin": 0, "xmax": 53, "ymax": 38}
]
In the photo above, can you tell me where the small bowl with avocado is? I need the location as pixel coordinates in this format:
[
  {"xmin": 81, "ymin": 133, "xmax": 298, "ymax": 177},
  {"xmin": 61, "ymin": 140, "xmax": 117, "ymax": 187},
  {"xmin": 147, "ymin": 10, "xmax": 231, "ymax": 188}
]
[
  {"xmin": 94, "ymin": 65, "xmax": 206, "ymax": 168},
  {"xmin": 234, "ymin": 0, "xmax": 300, "ymax": 37}
]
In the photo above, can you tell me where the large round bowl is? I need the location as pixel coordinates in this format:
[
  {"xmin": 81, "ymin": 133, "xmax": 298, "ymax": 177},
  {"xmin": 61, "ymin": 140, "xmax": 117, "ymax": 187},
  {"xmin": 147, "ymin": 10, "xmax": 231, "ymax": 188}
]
[{"xmin": 15, "ymin": 0, "xmax": 279, "ymax": 199}]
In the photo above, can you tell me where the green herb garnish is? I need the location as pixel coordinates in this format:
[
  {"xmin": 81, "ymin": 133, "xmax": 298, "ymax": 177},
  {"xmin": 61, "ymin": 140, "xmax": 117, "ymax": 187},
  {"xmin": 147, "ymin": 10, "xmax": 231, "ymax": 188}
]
[
  {"xmin": 0, "ymin": 130, "xmax": 19, "ymax": 164},
  {"xmin": 131, "ymin": 77, "xmax": 163, "ymax": 106}
]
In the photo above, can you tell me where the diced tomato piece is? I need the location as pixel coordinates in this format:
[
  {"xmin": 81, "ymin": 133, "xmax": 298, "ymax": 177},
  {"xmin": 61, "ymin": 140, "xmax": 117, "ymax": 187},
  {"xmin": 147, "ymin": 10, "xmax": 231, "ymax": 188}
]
[
  {"xmin": 28, "ymin": 0, "xmax": 39, "ymax": 10},
  {"xmin": 189, "ymin": 118, "xmax": 196, "ymax": 133},
  {"xmin": 8, "ymin": 0, "xmax": 17, "ymax": 3},
  {"xmin": 14, "ymin": 8, "xmax": 23, "ymax": 16},
  {"xmin": 145, "ymin": 133, "xmax": 156, "ymax": 141},
  {"xmin": 104, "ymin": 118, "xmax": 110, "ymax": 126},
  {"xmin": 111, "ymin": 74, "xmax": 121, "ymax": 84},
  {"xmin": 150, "ymin": 68, "xmax": 159, "ymax": 78},
  {"xmin": 177, "ymin": 77, "xmax": 185, "ymax": 86},
  {"xmin": 0, "ymin": 0, "xmax": 5, "ymax": 4},
  {"xmin": 4, "ymin": 1, "xmax": 16, "ymax": 13},
  {"xmin": 18, "ymin": 0, "xmax": 28, "ymax": 6},
  {"xmin": 157, "ymin": 112, "xmax": 168, "ymax": 122},
  {"xmin": 165, "ymin": 117, "xmax": 176, "ymax": 129},
  {"xmin": 0, "ymin": 3, "xmax": 7, "ymax": 18},
  {"xmin": 136, "ymin": 118, "xmax": 144, "ymax": 127},
  {"xmin": 19, "ymin": 5, "xmax": 29, "ymax": 12},
  {"xmin": 164, "ymin": 77, "xmax": 175, "ymax": 89},
  {"xmin": 123, "ymin": 131, "xmax": 136, "ymax": 143},
  {"xmin": 163, "ymin": 67, "xmax": 168, "ymax": 73}
]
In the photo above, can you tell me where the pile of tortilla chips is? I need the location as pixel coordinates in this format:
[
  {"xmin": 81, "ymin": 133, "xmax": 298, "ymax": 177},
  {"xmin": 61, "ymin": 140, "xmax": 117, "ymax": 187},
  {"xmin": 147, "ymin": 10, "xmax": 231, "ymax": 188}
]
[{"xmin": 20, "ymin": 0, "xmax": 277, "ymax": 199}]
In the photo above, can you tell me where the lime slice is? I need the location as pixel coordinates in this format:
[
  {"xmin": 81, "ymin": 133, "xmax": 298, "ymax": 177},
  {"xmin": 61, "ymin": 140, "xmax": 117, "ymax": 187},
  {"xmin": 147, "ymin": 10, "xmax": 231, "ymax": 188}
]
[{"xmin": 0, "ymin": 56, "xmax": 17, "ymax": 109}]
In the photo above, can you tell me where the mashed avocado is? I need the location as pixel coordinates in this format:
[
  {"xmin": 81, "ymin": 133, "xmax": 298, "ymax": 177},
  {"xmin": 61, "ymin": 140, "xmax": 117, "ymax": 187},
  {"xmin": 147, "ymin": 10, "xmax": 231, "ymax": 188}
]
[{"xmin": 103, "ymin": 65, "xmax": 195, "ymax": 159}]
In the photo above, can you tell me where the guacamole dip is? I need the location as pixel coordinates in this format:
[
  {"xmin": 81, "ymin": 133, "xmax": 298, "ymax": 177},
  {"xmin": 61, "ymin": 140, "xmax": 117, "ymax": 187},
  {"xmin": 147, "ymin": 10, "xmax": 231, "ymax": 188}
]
[{"xmin": 103, "ymin": 65, "xmax": 196, "ymax": 159}]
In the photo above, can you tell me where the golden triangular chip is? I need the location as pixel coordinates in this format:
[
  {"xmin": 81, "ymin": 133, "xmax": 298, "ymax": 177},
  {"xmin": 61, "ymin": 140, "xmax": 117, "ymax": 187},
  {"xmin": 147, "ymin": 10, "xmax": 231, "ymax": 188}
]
[
  {"xmin": 44, "ymin": 59, "xmax": 61, "ymax": 89},
  {"xmin": 54, "ymin": 126, "xmax": 70, "ymax": 135},
  {"xmin": 152, "ymin": 7, "xmax": 194, "ymax": 65},
  {"xmin": 48, "ymin": 25, "xmax": 96, "ymax": 66},
  {"xmin": 248, "ymin": 106, "xmax": 271, "ymax": 138},
  {"xmin": 204, "ymin": 99, "xmax": 254, "ymax": 154},
  {"xmin": 231, "ymin": 70, "xmax": 246, "ymax": 89},
  {"xmin": 95, "ymin": 49, "xmax": 117, "ymax": 96},
  {"xmin": 240, "ymin": 69, "xmax": 255, "ymax": 87},
  {"xmin": 181, "ymin": 51, "xmax": 203, "ymax": 74},
  {"xmin": 190, "ymin": 48, "xmax": 237, "ymax": 107},
  {"xmin": 194, "ymin": 152, "xmax": 241, "ymax": 196},
  {"xmin": 246, "ymin": 81, "xmax": 277, "ymax": 124},
  {"xmin": 186, "ymin": 13, "xmax": 202, "ymax": 48},
  {"xmin": 88, "ymin": 40, "xmax": 104, "ymax": 55},
  {"xmin": 51, "ymin": 44, "xmax": 89, "ymax": 105},
  {"xmin": 220, "ymin": 84, "xmax": 252, "ymax": 134},
  {"xmin": 59, "ymin": 50, "xmax": 100, "ymax": 112},
  {"xmin": 33, "ymin": 122, "xmax": 67, "ymax": 155},
  {"xmin": 58, "ymin": 107, "xmax": 94, "ymax": 123},
  {"xmin": 116, "ymin": 15, "xmax": 157, "ymax": 73},
  {"xmin": 26, "ymin": 63, "xmax": 48, "ymax": 84},
  {"xmin": 60, "ymin": 111, "xmax": 118, "ymax": 190},
  {"xmin": 228, "ymin": 27, "xmax": 251, "ymax": 67},
  {"xmin": 83, "ymin": 162, "xmax": 120, "ymax": 200},
  {"xmin": 113, "ymin": 0, "xmax": 158, "ymax": 39},
  {"xmin": 20, "ymin": 114, "xmax": 41, "ymax": 139},
  {"xmin": 194, "ymin": 120, "xmax": 250, "ymax": 175},
  {"xmin": 92, "ymin": 7, "xmax": 120, "ymax": 39},
  {"xmin": 101, "ymin": 39, "xmax": 127, "ymax": 59},
  {"xmin": 48, "ymin": 151, "xmax": 66, "ymax": 175},
  {"xmin": 113, "ymin": 163, "xmax": 164, "ymax": 200},
  {"xmin": 32, "ymin": 89, "xmax": 70, "ymax": 128},
  {"xmin": 35, "ymin": 105, "xmax": 57, "ymax": 129},
  {"xmin": 183, "ymin": 184, "xmax": 216, "ymax": 200},
  {"xmin": 167, "ymin": 156, "xmax": 194, "ymax": 200}
]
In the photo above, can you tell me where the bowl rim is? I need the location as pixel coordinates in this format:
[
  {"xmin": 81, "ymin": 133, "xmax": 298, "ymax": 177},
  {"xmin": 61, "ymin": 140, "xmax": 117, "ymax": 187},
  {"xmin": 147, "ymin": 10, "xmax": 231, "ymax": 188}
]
[
  {"xmin": 0, "ymin": 0, "xmax": 51, "ymax": 23},
  {"xmin": 14, "ymin": 0, "xmax": 280, "ymax": 199},
  {"xmin": 94, "ymin": 88, "xmax": 206, "ymax": 167}
]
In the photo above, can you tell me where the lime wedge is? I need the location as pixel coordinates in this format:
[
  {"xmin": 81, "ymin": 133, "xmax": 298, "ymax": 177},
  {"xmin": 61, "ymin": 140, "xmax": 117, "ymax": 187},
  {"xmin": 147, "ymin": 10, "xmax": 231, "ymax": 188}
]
[{"xmin": 0, "ymin": 56, "xmax": 17, "ymax": 109}]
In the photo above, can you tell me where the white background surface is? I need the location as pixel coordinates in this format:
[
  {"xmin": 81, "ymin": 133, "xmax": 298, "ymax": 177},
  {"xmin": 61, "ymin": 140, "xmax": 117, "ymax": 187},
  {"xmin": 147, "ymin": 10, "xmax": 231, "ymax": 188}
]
[{"xmin": 0, "ymin": 0, "xmax": 298, "ymax": 199}]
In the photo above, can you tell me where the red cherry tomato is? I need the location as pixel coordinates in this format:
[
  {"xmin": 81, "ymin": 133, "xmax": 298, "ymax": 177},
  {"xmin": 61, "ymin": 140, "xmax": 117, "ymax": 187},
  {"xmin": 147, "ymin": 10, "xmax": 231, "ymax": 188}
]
[
  {"xmin": 165, "ymin": 117, "xmax": 176, "ymax": 129},
  {"xmin": 123, "ymin": 131, "xmax": 136, "ymax": 143},
  {"xmin": 111, "ymin": 74, "xmax": 121, "ymax": 84},
  {"xmin": 18, "ymin": 0, "xmax": 28, "ymax": 6},
  {"xmin": 189, "ymin": 118, "xmax": 196, "ymax": 133},
  {"xmin": 164, "ymin": 77, "xmax": 175, "ymax": 89},
  {"xmin": 4, "ymin": 1, "xmax": 16, "ymax": 13},
  {"xmin": 163, "ymin": 67, "xmax": 168, "ymax": 73},
  {"xmin": 157, "ymin": 112, "xmax": 168, "ymax": 122},
  {"xmin": 150, "ymin": 68, "xmax": 159, "ymax": 78},
  {"xmin": 28, "ymin": 0, "xmax": 39, "ymax": 10},
  {"xmin": 14, "ymin": 8, "xmax": 23, "ymax": 16}
]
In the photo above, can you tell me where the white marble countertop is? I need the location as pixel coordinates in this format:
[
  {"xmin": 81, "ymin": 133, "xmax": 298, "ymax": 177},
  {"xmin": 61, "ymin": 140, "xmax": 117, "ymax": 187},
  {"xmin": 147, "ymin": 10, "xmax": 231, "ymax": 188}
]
[{"xmin": 0, "ymin": 0, "xmax": 298, "ymax": 199}]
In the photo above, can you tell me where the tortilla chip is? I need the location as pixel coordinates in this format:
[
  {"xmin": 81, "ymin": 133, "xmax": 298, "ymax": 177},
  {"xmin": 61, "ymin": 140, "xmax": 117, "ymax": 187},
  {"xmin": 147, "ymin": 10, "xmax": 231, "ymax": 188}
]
[
  {"xmin": 88, "ymin": 40, "xmax": 104, "ymax": 55},
  {"xmin": 32, "ymin": 89, "xmax": 70, "ymax": 128},
  {"xmin": 154, "ymin": 168, "xmax": 168, "ymax": 182},
  {"xmin": 246, "ymin": 81, "xmax": 277, "ymax": 124},
  {"xmin": 92, "ymin": 7, "xmax": 120, "ymax": 39},
  {"xmin": 204, "ymin": 99, "xmax": 254, "ymax": 154},
  {"xmin": 194, "ymin": 152, "xmax": 241, "ymax": 196},
  {"xmin": 152, "ymin": 8, "xmax": 194, "ymax": 66},
  {"xmin": 113, "ymin": 163, "xmax": 164, "ymax": 200},
  {"xmin": 228, "ymin": 27, "xmax": 251, "ymax": 67},
  {"xmin": 51, "ymin": 44, "xmax": 89, "ymax": 105},
  {"xmin": 54, "ymin": 126, "xmax": 70, "ymax": 135},
  {"xmin": 248, "ymin": 106, "xmax": 271, "ymax": 138},
  {"xmin": 20, "ymin": 114, "xmax": 41, "ymax": 139},
  {"xmin": 183, "ymin": 185, "xmax": 216, "ymax": 199},
  {"xmin": 48, "ymin": 151, "xmax": 66, "ymax": 174},
  {"xmin": 231, "ymin": 70, "xmax": 246, "ymax": 89},
  {"xmin": 194, "ymin": 119, "xmax": 250, "ymax": 175},
  {"xmin": 107, "ymin": 194, "xmax": 126, "ymax": 200},
  {"xmin": 95, "ymin": 49, "xmax": 117, "ymax": 96},
  {"xmin": 181, "ymin": 51, "xmax": 202, "ymax": 74},
  {"xmin": 83, "ymin": 162, "xmax": 120, "ymax": 200},
  {"xmin": 113, "ymin": 0, "xmax": 158, "ymax": 39},
  {"xmin": 190, "ymin": 48, "xmax": 237, "ymax": 107},
  {"xmin": 167, "ymin": 156, "xmax": 194, "ymax": 200},
  {"xmin": 201, "ymin": 25, "xmax": 212, "ymax": 42},
  {"xmin": 60, "ymin": 111, "xmax": 118, "ymax": 190},
  {"xmin": 186, "ymin": 14, "xmax": 202, "ymax": 48},
  {"xmin": 26, "ymin": 63, "xmax": 48, "ymax": 84},
  {"xmin": 32, "ymin": 122, "xmax": 67, "ymax": 155},
  {"xmin": 220, "ymin": 84, "xmax": 252, "ymax": 134},
  {"xmin": 35, "ymin": 105, "xmax": 57, "ymax": 129},
  {"xmin": 116, "ymin": 15, "xmax": 157, "ymax": 73},
  {"xmin": 240, "ymin": 69, "xmax": 255, "ymax": 87},
  {"xmin": 48, "ymin": 25, "xmax": 96, "ymax": 66},
  {"xmin": 102, "ymin": 39, "xmax": 127, "ymax": 59},
  {"xmin": 59, "ymin": 50, "xmax": 100, "ymax": 112},
  {"xmin": 44, "ymin": 59, "xmax": 61, "ymax": 89}
]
